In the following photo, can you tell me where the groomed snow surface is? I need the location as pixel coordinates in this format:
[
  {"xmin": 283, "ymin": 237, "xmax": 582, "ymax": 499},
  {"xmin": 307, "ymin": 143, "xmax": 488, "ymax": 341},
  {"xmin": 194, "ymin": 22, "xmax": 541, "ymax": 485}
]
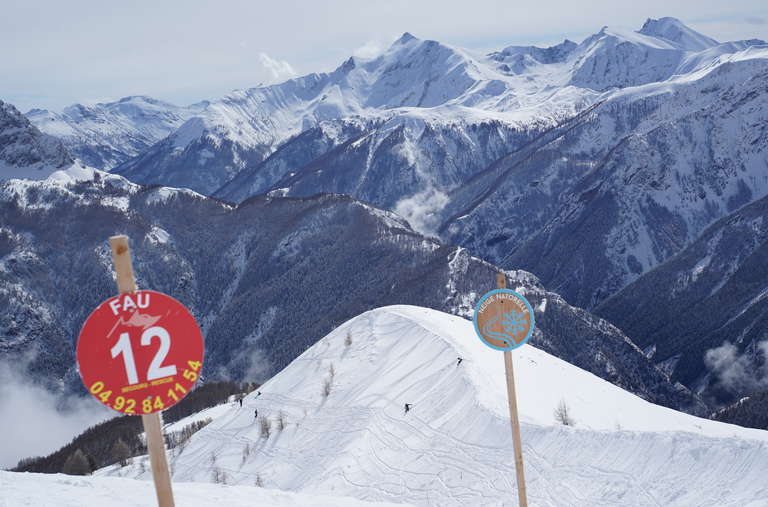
[{"xmin": 8, "ymin": 306, "xmax": 768, "ymax": 506}]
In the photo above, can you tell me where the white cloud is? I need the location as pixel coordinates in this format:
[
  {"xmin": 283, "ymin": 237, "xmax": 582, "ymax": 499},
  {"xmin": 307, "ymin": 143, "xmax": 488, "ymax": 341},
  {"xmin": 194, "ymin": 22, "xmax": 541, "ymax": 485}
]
[
  {"xmin": 244, "ymin": 349, "xmax": 271, "ymax": 382},
  {"xmin": 352, "ymin": 38, "xmax": 388, "ymax": 59},
  {"xmin": 704, "ymin": 340, "xmax": 768, "ymax": 400},
  {"xmin": 394, "ymin": 188, "xmax": 449, "ymax": 237},
  {"xmin": 0, "ymin": 354, "xmax": 114, "ymax": 470},
  {"xmin": 259, "ymin": 53, "xmax": 298, "ymax": 82}
]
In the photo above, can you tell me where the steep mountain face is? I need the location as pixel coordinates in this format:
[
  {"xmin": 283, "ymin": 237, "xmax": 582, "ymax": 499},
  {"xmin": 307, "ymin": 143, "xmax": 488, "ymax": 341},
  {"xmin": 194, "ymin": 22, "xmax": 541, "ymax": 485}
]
[
  {"xmin": 0, "ymin": 100, "xmax": 74, "ymax": 180},
  {"xmin": 211, "ymin": 120, "xmax": 377, "ymax": 204},
  {"xmin": 504, "ymin": 270, "xmax": 705, "ymax": 413},
  {"xmin": 214, "ymin": 116, "xmax": 542, "ymax": 224},
  {"xmin": 713, "ymin": 386, "xmax": 768, "ymax": 430},
  {"xmin": 594, "ymin": 192, "xmax": 768, "ymax": 408},
  {"xmin": 497, "ymin": 56, "xmax": 768, "ymax": 310},
  {"xmin": 0, "ymin": 171, "xmax": 701, "ymax": 414},
  {"xmin": 26, "ymin": 96, "xmax": 208, "ymax": 170}
]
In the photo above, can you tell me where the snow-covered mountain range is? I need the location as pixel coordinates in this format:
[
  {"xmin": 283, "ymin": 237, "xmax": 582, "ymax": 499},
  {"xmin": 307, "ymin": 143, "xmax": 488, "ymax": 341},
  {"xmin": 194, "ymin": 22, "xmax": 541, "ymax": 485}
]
[
  {"xmin": 84, "ymin": 306, "xmax": 768, "ymax": 506},
  {"xmin": 26, "ymin": 18, "xmax": 768, "ymax": 312},
  {"xmin": 5, "ymin": 16, "xmax": 768, "ymax": 416},
  {"xmin": 25, "ymin": 96, "xmax": 208, "ymax": 170}
]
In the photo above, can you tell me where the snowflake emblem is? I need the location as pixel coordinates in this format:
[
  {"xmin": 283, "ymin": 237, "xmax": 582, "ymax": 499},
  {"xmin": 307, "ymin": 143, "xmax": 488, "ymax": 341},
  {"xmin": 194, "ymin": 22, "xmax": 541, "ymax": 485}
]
[{"xmin": 502, "ymin": 310, "xmax": 527, "ymax": 336}]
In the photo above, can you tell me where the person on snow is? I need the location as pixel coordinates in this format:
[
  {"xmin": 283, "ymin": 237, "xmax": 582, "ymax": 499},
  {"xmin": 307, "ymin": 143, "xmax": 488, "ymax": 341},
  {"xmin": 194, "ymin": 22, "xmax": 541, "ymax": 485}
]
[
  {"xmin": 405, "ymin": 403, "xmax": 411, "ymax": 413},
  {"xmin": 254, "ymin": 408, "xmax": 258, "ymax": 418},
  {"xmin": 457, "ymin": 357, "xmax": 463, "ymax": 365}
]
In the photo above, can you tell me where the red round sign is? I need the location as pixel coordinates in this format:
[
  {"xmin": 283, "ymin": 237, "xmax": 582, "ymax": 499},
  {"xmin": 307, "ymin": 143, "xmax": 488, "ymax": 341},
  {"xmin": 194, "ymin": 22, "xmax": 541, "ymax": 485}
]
[{"xmin": 77, "ymin": 290, "xmax": 204, "ymax": 415}]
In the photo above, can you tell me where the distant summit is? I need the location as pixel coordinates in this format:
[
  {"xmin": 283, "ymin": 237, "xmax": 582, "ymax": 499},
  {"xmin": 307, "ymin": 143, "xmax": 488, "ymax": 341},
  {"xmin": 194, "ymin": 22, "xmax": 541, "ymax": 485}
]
[
  {"xmin": 398, "ymin": 32, "xmax": 417, "ymax": 45},
  {"xmin": 638, "ymin": 16, "xmax": 719, "ymax": 51}
]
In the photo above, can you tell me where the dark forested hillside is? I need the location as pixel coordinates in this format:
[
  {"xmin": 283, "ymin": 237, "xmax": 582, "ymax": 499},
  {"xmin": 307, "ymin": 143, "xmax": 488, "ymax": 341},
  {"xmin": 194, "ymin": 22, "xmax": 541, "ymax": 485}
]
[
  {"xmin": 11, "ymin": 380, "xmax": 249, "ymax": 474},
  {"xmin": 712, "ymin": 388, "xmax": 768, "ymax": 431},
  {"xmin": 0, "ymin": 172, "xmax": 702, "ymax": 416},
  {"xmin": 595, "ymin": 193, "xmax": 768, "ymax": 409},
  {"xmin": 0, "ymin": 174, "xmax": 501, "ymax": 396}
]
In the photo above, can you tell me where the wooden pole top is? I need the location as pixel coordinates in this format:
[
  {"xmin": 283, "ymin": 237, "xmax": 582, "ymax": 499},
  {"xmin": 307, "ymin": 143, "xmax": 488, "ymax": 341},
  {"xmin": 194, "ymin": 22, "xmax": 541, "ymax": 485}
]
[{"xmin": 110, "ymin": 235, "xmax": 137, "ymax": 295}]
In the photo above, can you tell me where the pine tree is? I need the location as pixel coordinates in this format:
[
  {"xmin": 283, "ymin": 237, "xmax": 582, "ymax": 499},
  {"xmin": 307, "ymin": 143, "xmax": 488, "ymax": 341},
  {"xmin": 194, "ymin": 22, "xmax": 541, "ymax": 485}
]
[{"xmin": 85, "ymin": 453, "xmax": 99, "ymax": 473}]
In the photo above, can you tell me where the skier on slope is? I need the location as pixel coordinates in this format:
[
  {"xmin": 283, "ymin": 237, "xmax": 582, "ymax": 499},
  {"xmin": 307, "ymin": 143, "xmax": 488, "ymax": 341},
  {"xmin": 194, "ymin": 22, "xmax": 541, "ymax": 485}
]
[{"xmin": 405, "ymin": 403, "xmax": 411, "ymax": 413}]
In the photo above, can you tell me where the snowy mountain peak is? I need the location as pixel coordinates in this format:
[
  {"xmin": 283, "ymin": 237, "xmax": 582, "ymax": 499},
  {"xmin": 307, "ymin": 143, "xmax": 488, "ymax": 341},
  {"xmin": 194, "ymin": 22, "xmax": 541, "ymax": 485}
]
[
  {"xmin": 494, "ymin": 39, "xmax": 578, "ymax": 65},
  {"xmin": 398, "ymin": 32, "xmax": 417, "ymax": 45},
  {"xmin": 338, "ymin": 56, "xmax": 357, "ymax": 75},
  {"xmin": 638, "ymin": 17, "xmax": 719, "ymax": 51},
  {"xmin": 568, "ymin": 20, "xmax": 701, "ymax": 91}
]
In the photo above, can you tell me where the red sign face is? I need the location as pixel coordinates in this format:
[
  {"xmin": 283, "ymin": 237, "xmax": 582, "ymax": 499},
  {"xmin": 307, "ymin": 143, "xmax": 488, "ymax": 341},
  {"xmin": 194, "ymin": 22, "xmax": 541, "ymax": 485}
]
[{"xmin": 77, "ymin": 290, "xmax": 204, "ymax": 415}]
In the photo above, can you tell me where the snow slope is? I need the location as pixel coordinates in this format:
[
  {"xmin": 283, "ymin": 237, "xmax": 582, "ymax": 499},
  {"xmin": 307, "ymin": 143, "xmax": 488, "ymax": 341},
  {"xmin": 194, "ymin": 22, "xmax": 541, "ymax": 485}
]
[
  {"xmin": 0, "ymin": 470, "xmax": 410, "ymax": 507},
  {"xmin": 94, "ymin": 306, "xmax": 768, "ymax": 506}
]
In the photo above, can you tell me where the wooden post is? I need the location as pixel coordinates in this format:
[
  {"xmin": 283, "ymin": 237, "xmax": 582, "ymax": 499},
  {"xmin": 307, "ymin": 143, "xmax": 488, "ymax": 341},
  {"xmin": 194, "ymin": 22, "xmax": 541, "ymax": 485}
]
[
  {"xmin": 110, "ymin": 235, "xmax": 175, "ymax": 507},
  {"xmin": 498, "ymin": 273, "xmax": 528, "ymax": 507}
]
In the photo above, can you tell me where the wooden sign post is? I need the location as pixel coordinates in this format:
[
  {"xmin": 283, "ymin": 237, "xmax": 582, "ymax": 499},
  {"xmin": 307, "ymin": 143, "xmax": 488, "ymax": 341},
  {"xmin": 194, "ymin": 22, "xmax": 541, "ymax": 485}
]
[
  {"xmin": 110, "ymin": 235, "xmax": 175, "ymax": 507},
  {"xmin": 498, "ymin": 274, "xmax": 527, "ymax": 507},
  {"xmin": 77, "ymin": 235, "xmax": 204, "ymax": 507},
  {"xmin": 473, "ymin": 273, "xmax": 533, "ymax": 507}
]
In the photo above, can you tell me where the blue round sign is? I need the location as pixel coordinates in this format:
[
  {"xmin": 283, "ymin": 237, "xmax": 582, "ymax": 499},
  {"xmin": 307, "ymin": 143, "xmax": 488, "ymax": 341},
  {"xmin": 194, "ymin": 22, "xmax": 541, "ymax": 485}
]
[{"xmin": 473, "ymin": 289, "xmax": 534, "ymax": 351}]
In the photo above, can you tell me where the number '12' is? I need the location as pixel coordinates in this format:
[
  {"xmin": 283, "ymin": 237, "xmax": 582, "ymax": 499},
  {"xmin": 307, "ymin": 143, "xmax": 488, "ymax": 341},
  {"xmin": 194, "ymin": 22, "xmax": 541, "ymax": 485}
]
[{"xmin": 111, "ymin": 326, "xmax": 177, "ymax": 385}]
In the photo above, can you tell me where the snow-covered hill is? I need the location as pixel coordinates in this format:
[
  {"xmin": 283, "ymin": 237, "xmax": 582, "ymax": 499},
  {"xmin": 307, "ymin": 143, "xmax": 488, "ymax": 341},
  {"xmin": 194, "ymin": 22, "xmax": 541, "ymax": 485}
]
[{"xmin": 93, "ymin": 306, "xmax": 768, "ymax": 506}]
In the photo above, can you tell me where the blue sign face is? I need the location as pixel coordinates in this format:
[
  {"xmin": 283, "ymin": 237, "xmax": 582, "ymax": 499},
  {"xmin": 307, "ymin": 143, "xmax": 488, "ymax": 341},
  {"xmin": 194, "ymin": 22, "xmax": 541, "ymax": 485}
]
[{"xmin": 473, "ymin": 289, "xmax": 534, "ymax": 351}]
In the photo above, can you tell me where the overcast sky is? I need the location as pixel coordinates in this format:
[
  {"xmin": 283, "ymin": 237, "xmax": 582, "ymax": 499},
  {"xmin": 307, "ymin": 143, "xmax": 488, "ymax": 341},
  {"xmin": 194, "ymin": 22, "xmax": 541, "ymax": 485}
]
[{"xmin": 2, "ymin": 1, "xmax": 767, "ymax": 114}]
